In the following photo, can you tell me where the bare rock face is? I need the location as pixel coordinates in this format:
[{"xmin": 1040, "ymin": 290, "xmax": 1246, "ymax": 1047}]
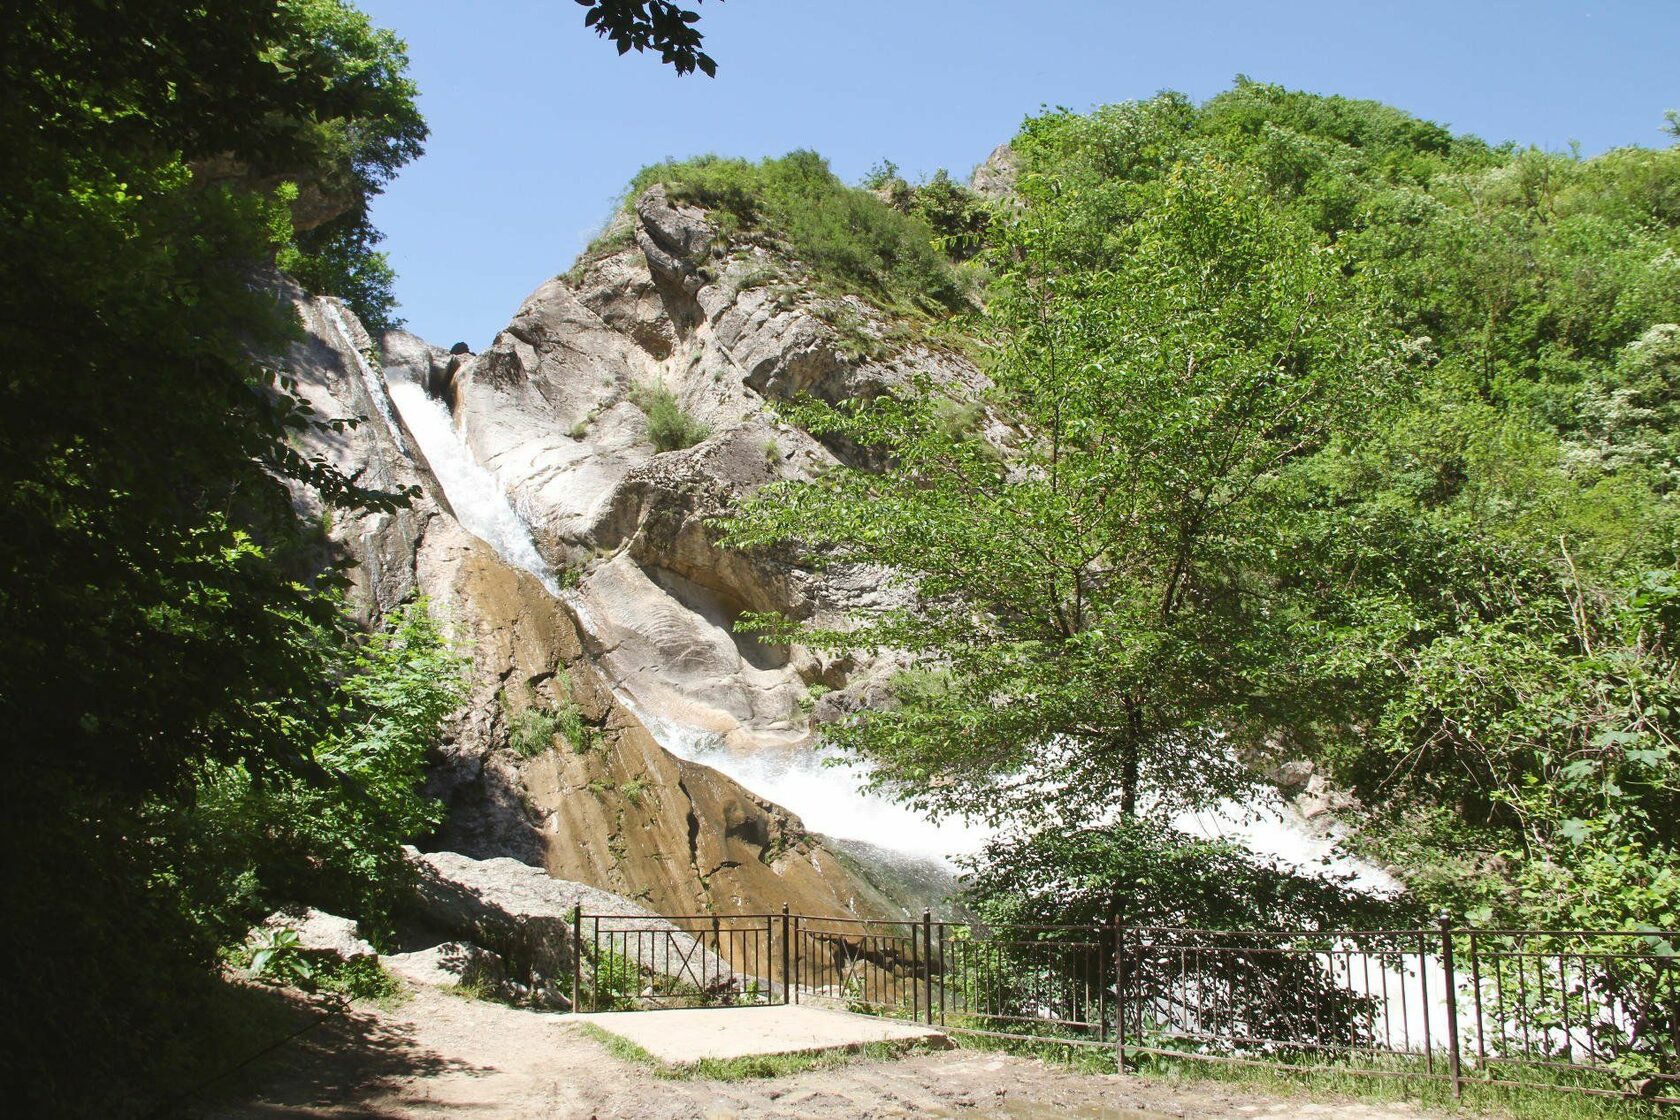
[
  {"xmin": 405, "ymin": 847, "xmax": 736, "ymax": 1006},
  {"xmin": 440, "ymin": 187, "xmax": 990, "ymax": 758},
  {"xmin": 969, "ymin": 143, "xmax": 1020, "ymax": 201},
  {"xmin": 283, "ymin": 287, "xmax": 894, "ymax": 920},
  {"xmin": 255, "ymin": 907, "xmax": 376, "ymax": 960}
]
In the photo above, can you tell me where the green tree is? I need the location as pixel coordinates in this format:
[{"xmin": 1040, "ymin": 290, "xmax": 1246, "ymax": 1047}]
[
  {"xmin": 1, "ymin": 2, "xmax": 428, "ymax": 1111},
  {"xmin": 578, "ymin": 0, "xmax": 719, "ymax": 76},
  {"xmin": 724, "ymin": 149, "xmax": 1397, "ymax": 830}
]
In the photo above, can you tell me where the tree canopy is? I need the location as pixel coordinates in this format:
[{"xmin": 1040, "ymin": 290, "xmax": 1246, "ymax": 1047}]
[{"xmin": 725, "ymin": 81, "xmax": 1680, "ymax": 936}]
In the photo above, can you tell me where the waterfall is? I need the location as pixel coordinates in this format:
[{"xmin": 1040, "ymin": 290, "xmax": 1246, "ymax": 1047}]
[
  {"xmin": 618, "ymin": 702, "xmax": 996, "ymax": 868},
  {"xmin": 321, "ymin": 299, "xmax": 560, "ymax": 597},
  {"xmin": 317, "ymin": 300, "xmax": 1390, "ymax": 891},
  {"xmin": 384, "ymin": 375, "xmax": 561, "ymax": 596},
  {"xmin": 323, "ymin": 300, "xmax": 401, "ymax": 431}
]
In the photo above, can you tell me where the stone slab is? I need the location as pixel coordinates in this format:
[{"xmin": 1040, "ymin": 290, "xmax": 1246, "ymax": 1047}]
[{"xmin": 570, "ymin": 1004, "xmax": 949, "ymax": 1064}]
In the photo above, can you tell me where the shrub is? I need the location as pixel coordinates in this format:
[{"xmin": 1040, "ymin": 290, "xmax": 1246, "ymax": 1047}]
[
  {"xmin": 626, "ymin": 151, "xmax": 972, "ymax": 317},
  {"xmin": 509, "ymin": 682, "xmax": 596, "ymax": 756},
  {"xmin": 631, "ymin": 382, "xmax": 710, "ymax": 452},
  {"xmin": 553, "ymin": 675, "xmax": 598, "ymax": 752},
  {"xmin": 508, "ymin": 707, "xmax": 560, "ymax": 757}
]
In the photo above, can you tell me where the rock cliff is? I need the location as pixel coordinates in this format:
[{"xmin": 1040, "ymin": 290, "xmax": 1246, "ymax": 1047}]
[
  {"xmin": 285, "ymin": 281, "xmax": 922, "ymax": 920},
  {"xmin": 438, "ymin": 185, "xmax": 991, "ymax": 759}
]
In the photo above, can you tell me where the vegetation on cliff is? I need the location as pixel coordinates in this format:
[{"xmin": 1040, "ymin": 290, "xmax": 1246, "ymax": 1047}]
[
  {"xmin": 626, "ymin": 150, "xmax": 976, "ymax": 316},
  {"xmin": 0, "ymin": 2, "xmax": 449, "ymax": 1112},
  {"xmin": 727, "ymin": 81, "xmax": 1680, "ymax": 937}
]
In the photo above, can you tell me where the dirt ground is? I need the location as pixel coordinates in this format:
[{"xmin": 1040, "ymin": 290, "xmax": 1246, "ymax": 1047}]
[{"xmin": 197, "ymin": 986, "xmax": 1450, "ymax": 1120}]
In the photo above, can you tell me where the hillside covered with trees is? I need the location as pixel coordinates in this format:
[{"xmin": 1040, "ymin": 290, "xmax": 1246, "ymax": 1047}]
[{"xmin": 724, "ymin": 81, "xmax": 1680, "ymax": 938}]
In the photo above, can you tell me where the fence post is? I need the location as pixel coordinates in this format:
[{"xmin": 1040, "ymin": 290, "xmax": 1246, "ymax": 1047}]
[
  {"xmin": 1438, "ymin": 912, "xmax": 1463, "ymax": 1099},
  {"xmin": 570, "ymin": 904, "xmax": 582, "ymax": 1013},
  {"xmin": 1113, "ymin": 914, "xmax": 1127, "ymax": 1073},
  {"xmin": 781, "ymin": 903, "xmax": 791, "ymax": 1005},
  {"xmin": 923, "ymin": 909, "xmax": 935, "ymax": 1026}
]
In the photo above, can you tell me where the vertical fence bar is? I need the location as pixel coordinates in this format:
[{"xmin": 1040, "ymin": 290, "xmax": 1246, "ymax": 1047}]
[
  {"xmin": 1418, "ymin": 930, "xmax": 1434, "ymax": 1075},
  {"xmin": 938, "ymin": 922, "xmax": 947, "ymax": 1025},
  {"xmin": 781, "ymin": 904, "xmax": 791, "ymax": 1005},
  {"xmin": 922, "ymin": 910, "xmax": 934, "ymax": 1026},
  {"xmin": 1113, "ymin": 916, "xmax": 1127, "ymax": 1073},
  {"xmin": 1438, "ymin": 914, "xmax": 1462, "ymax": 1099},
  {"xmin": 570, "ymin": 905, "xmax": 582, "ymax": 1012},
  {"xmin": 909, "ymin": 917, "xmax": 919, "ymax": 1021},
  {"xmin": 1468, "ymin": 929, "xmax": 1485, "ymax": 1070}
]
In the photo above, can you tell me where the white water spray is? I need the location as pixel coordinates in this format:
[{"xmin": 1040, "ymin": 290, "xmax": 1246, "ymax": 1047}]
[
  {"xmin": 1173, "ymin": 800, "xmax": 1400, "ymax": 894},
  {"xmin": 322, "ymin": 301, "xmax": 560, "ymax": 595},
  {"xmin": 621, "ymin": 703, "xmax": 995, "ymax": 867},
  {"xmin": 383, "ymin": 375, "xmax": 560, "ymax": 595}
]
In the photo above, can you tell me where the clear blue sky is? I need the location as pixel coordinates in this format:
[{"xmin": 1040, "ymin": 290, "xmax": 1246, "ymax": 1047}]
[{"xmin": 356, "ymin": 0, "xmax": 1680, "ymax": 348}]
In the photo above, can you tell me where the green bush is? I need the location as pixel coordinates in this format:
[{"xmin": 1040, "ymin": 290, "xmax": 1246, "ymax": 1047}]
[
  {"xmin": 511, "ymin": 677, "xmax": 598, "ymax": 756},
  {"xmin": 631, "ymin": 382, "xmax": 710, "ymax": 452},
  {"xmin": 508, "ymin": 707, "xmax": 560, "ymax": 757},
  {"xmin": 626, "ymin": 151, "xmax": 972, "ymax": 317}
]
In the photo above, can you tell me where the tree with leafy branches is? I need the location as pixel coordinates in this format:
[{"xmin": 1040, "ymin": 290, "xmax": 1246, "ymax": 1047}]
[{"xmin": 723, "ymin": 144, "xmax": 1400, "ymax": 837}]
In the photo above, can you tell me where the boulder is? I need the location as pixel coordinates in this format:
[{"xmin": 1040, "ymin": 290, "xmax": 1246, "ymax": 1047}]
[
  {"xmin": 255, "ymin": 907, "xmax": 375, "ymax": 960},
  {"xmin": 384, "ymin": 940, "xmax": 507, "ymax": 991},
  {"xmin": 404, "ymin": 847, "xmax": 737, "ymax": 1005}
]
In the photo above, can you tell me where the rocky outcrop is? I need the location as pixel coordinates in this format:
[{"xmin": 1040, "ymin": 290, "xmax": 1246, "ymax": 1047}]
[
  {"xmin": 405, "ymin": 847, "xmax": 735, "ymax": 1006},
  {"xmin": 255, "ymin": 907, "xmax": 376, "ymax": 960},
  {"xmin": 283, "ymin": 284, "xmax": 897, "ymax": 921},
  {"xmin": 969, "ymin": 143, "xmax": 1020, "ymax": 201},
  {"xmin": 438, "ymin": 186, "xmax": 992, "ymax": 757}
]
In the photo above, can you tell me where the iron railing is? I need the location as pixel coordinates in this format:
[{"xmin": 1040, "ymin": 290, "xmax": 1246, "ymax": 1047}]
[
  {"xmin": 569, "ymin": 908, "xmax": 1678, "ymax": 1103},
  {"xmin": 569, "ymin": 910, "xmax": 782, "ymax": 1011}
]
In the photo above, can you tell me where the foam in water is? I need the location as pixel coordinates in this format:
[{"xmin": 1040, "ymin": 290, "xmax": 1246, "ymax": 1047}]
[
  {"xmin": 644, "ymin": 713, "xmax": 996, "ymax": 868},
  {"xmin": 385, "ymin": 377, "xmax": 561, "ymax": 595},
  {"xmin": 1172, "ymin": 800, "xmax": 1400, "ymax": 894}
]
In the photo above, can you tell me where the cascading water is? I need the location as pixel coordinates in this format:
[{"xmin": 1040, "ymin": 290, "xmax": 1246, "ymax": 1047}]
[
  {"xmin": 384, "ymin": 375, "xmax": 561, "ymax": 596},
  {"xmin": 322, "ymin": 300, "xmax": 560, "ymax": 596},
  {"xmin": 618, "ymin": 703, "xmax": 996, "ymax": 867},
  {"xmin": 321, "ymin": 299, "xmax": 1392, "ymax": 891}
]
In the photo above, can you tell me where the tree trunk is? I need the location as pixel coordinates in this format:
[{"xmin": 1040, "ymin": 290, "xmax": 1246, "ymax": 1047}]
[{"xmin": 1118, "ymin": 698, "xmax": 1143, "ymax": 817}]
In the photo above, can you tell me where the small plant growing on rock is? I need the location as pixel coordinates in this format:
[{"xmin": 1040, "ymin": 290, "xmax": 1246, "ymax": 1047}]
[
  {"xmin": 630, "ymin": 382, "xmax": 710, "ymax": 452},
  {"xmin": 508, "ymin": 707, "xmax": 561, "ymax": 758},
  {"xmin": 250, "ymin": 928, "xmax": 313, "ymax": 987},
  {"xmin": 619, "ymin": 777, "xmax": 648, "ymax": 806}
]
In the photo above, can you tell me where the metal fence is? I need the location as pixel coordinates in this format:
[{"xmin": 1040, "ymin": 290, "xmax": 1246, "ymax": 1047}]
[
  {"xmin": 570, "ymin": 908, "xmax": 1678, "ymax": 1103},
  {"xmin": 569, "ymin": 911, "xmax": 782, "ymax": 1012}
]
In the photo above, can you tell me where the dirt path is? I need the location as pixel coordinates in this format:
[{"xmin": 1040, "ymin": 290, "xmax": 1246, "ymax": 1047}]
[{"xmin": 199, "ymin": 987, "xmax": 1448, "ymax": 1119}]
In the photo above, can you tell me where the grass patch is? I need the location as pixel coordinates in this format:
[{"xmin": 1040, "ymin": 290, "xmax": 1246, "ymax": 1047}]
[
  {"xmin": 508, "ymin": 706, "xmax": 560, "ymax": 758},
  {"xmin": 507, "ymin": 675, "xmax": 598, "ymax": 756},
  {"xmin": 936, "ymin": 1024, "xmax": 1665, "ymax": 1120},
  {"xmin": 626, "ymin": 151, "xmax": 973, "ymax": 319},
  {"xmin": 1127, "ymin": 1051, "xmax": 1670, "ymax": 1120},
  {"xmin": 312, "ymin": 956, "xmax": 407, "ymax": 1008},
  {"xmin": 574, "ymin": 1023, "xmax": 918, "ymax": 1081},
  {"xmin": 564, "ymin": 220, "xmax": 639, "ymax": 282},
  {"xmin": 630, "ymin": 382, "xmax": 710, "ymax": 452}
]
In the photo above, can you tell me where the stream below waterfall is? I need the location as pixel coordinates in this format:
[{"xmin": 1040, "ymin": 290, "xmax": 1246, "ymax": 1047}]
[{"xmin": 337, "ymin": 315, "xmax": 1391, "ymax": 892}]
